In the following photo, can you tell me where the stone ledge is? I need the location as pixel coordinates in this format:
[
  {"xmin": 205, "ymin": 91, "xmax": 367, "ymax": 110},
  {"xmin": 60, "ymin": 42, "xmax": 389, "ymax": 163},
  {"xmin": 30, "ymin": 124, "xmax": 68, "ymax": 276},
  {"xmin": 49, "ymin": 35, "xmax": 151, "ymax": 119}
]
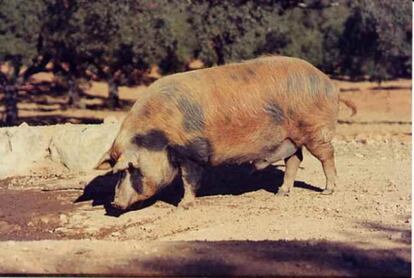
[{"xmin": 0, "ymin": 121, "xmax": 120, "ymax": 178}]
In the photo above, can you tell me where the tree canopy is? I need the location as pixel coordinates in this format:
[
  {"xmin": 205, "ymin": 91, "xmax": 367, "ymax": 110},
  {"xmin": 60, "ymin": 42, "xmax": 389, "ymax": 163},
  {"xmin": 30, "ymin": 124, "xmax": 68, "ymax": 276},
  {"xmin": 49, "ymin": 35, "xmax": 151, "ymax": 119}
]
[{"xmin": 0, "ymin": 0, "xmax": 411, "ymax": 125}]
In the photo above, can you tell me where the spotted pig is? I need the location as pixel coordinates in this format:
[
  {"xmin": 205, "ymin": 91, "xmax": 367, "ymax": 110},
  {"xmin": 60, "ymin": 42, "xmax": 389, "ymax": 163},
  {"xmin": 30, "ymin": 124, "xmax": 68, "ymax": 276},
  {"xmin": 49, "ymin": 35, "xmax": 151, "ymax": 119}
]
[{"xmin": 96, "ymin": 56, "xmax": 353, "ymax": 210}]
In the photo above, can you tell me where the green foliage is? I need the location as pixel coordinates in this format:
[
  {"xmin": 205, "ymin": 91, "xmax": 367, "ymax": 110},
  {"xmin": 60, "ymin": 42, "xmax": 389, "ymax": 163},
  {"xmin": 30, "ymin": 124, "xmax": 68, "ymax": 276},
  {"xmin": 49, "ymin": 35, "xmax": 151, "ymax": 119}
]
[
  {"xmin": 0, "ymin": 0, "xmax": 46, "ymax": 67},
  {"xmin": 0, "ymin": 0, "xmax": 48, "ymax": 125},
  {"xmin": 339, "ymin": 0, "xmax": 412, "ymax": 81},
  {"xmin": 0, "ymin": 0, "xmax": 411, "ymax": 124}
]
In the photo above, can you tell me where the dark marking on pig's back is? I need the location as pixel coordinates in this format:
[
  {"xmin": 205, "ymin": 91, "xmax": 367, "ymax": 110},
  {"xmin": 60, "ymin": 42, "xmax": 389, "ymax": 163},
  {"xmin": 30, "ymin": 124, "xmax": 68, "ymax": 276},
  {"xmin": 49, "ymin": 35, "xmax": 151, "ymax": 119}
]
[
  {"xmin": 324, "ymin": 79, "xmax": 336, "ymax": 97},
  {"xmin": 287, "ymin": 71, "xmax": 303, "ymax": 94},
  {"xmin": 132, "ymin": 129, "xmax": 169, "ymax": 151},
  {"xmin": 308, "ymin": 73, "xmax": 322, "ymax": 96},
  {"xmin": 177, "ymin": 96, "xmax": 205, "ymax": 132},
  {"xmin": 229, "ymin": 68, "xmax": 256, "ymax": 83},
  {"xmin": 264, "ymin": 101, "xmax": 285, "ymax": 125}
]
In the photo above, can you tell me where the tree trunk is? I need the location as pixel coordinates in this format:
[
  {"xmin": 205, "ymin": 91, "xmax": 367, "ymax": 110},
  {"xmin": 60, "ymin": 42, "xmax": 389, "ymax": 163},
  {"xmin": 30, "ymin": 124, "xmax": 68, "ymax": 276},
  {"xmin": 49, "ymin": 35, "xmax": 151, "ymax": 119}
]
[
  {"xmin": 213, "ymin": 36, "xmax": 225, "ymax": 65},
  {"xmin": 67, "ymin": 77, "xmax": 80, "ymax": 108},
  {"xmin": 2, "ymin": 61, "xmax": 21, "ymax": 126},
  {"xmin": 107, "ymin": 77, "xmax": 120, "ymax": 108},
  {"xmin": 3, "ymin": 84, "xmax": 19, "ymax": 126}
]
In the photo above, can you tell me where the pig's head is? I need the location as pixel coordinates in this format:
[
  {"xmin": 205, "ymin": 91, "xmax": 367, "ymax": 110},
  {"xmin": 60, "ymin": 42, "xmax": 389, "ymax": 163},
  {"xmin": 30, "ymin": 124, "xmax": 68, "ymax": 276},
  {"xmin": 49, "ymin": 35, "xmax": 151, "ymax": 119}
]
[{"xmin": 95, "ymin": 131, "xmax": 178, "ymax": 210}]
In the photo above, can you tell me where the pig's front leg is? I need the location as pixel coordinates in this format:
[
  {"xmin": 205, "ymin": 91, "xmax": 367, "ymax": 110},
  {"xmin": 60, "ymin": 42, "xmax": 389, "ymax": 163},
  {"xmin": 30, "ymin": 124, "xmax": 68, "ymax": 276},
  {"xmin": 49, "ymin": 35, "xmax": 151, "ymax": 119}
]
[{"xmin": 180, "ymin": 160, "xmax": 203, "ymax": 209}]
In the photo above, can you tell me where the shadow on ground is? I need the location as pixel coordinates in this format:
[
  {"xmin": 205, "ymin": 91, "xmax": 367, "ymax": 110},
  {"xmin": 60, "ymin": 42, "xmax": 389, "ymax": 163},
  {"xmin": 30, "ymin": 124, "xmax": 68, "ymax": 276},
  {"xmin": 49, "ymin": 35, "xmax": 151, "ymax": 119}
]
[
  {"xmin": 106, "ymin": 240, "xmax": 411, "ymax": 276},
  {"xmin": 76, "ymin": 163, "xmax": 322, "ymax": 216}
]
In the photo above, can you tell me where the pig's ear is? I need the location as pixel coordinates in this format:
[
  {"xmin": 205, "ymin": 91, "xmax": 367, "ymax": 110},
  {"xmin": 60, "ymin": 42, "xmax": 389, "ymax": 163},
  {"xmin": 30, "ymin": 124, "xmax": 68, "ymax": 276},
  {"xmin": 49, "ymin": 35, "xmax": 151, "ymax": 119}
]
[
  {"xmin": 95, "ymin": 150, "xmax": 112, "ymax": 170},
  {"xmin": 112, "ymin": 152, "xmax": 138, "ymax": 174}
]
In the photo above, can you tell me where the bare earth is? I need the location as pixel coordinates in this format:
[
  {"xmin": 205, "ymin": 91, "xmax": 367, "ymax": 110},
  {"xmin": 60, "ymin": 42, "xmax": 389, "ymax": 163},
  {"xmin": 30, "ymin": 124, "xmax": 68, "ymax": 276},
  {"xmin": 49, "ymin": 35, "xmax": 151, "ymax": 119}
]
[{"xmin": 0, "ymin": 78, "xmax": 411, "ymax": 276}]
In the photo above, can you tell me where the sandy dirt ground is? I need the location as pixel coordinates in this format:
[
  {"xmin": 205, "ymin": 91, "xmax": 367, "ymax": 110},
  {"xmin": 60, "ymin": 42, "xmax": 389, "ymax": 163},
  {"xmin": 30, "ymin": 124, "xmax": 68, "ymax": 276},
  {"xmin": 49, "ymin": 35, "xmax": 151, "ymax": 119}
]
[{"xmin": 0, "ymin": 77, "xmax": 411, "ymax": 276}]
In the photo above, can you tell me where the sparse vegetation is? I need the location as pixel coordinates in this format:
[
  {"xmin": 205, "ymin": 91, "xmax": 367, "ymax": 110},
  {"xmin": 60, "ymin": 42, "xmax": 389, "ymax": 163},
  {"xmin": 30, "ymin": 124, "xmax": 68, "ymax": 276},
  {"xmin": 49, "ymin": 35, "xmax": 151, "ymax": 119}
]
[{"xmin": 0, "ymin": 0, "xmax": 411, "ymax": 125}]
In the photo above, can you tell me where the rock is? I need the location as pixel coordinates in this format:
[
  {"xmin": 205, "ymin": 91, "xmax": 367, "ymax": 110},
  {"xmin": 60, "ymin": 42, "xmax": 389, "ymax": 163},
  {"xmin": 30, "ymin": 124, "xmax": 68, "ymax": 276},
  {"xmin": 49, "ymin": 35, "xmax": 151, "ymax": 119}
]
[
  {"xmin": 49, "ymin": 123, "xmax": 120, "ymax": 171},
  {"xmin": 355, "ymin": 134, "xmax": 368, "ymax": 144},
  {"xmin": 103, "ymin": 116, "xmax": 119, "ymax": 124},
  {"xmin": 40, "ymin": 216, "xmax": 51, "ymax": 224},
  {"xmin": 111, "ymin": 231, "xmax": 121, "ymax": 237},
  {"xmin": 388, "ymin": 232, "xmax": 406, "ymax": 241},
  {"xmin": 0, "ymin": 126, "xmax": 51, "ymax": 177},
  {"xmin": 18, "ymin": 122, "xmax": 29, "ymax": 128},
  {"xmin": 59, "ymin": 214, "xmax": 68, "ymax": 224}
]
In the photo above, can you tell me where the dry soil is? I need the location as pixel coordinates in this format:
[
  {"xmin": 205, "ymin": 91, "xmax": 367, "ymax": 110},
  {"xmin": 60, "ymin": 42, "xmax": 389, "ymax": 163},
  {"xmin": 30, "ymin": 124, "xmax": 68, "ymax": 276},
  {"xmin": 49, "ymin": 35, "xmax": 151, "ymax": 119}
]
[{"xmin": 0, "ymin": 78, "xmax": 411, "ymax": 276}]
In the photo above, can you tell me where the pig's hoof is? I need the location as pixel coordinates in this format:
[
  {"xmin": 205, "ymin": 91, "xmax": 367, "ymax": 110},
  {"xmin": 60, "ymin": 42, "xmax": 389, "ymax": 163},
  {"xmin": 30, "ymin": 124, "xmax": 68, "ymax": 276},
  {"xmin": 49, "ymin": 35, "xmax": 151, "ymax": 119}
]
[
  {"xmin": 321, "ymin": 189, "xmax": 334, "ymax": 195},
  {"xmin": 179, "ymin": 200, "xmax": 194, "ymax": 210},
  {"xmin": 276, "ymin": 189, "xmax": 290, "ymax": 196}
]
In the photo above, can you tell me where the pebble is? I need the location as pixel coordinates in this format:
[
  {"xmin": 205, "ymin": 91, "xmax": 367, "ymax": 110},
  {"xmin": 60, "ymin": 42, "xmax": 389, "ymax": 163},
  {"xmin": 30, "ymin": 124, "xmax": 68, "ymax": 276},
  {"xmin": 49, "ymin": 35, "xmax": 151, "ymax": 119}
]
[
  {"xmin": 388, "ymin": 232, "xmax": 404, "ymax": 241},
  {"xmin": 18, "ymin": 122, "xmax": 29, "ymax": 128},
  {"xmin": 111, "ymin": 231, "xmax": 121, "ymax": 237},
  {"xmin": 104, "ymin": 116, "xmax": 119, "ymax": 124},
  {"xmin": 40, "ymin": 216, "xmax": 50, "ymax": 224},
  {"xmin": 59, "ymin": 214, "xmax": 68, "ymax": 224}
]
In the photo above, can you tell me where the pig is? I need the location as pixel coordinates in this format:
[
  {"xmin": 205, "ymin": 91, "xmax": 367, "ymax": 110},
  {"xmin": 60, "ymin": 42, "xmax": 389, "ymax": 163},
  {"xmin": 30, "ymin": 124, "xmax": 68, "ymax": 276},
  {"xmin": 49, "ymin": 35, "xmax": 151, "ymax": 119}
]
[{"xmin": 95, "ymin": 56, "xmax": 354, "ymax": 210}]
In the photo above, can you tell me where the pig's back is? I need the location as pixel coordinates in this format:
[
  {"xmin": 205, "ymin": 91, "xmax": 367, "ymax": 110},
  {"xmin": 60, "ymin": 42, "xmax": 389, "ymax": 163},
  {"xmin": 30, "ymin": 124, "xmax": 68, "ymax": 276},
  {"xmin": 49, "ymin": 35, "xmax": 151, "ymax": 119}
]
[{"xmin": 145, "ymin": 56, "xmax": 339, "ymax": 164}]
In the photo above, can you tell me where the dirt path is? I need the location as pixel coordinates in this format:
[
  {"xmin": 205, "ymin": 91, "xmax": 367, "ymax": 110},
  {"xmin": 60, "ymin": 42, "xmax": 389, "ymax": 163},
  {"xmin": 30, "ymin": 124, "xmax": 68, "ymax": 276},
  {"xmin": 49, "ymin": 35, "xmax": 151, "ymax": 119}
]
[
  {"xmin": 0, "ymin": 79, "xmax": 411, "ymax": 275},
  {"xmin": 0, "ymin": 139, "xmax": 410, "ymax": 275}
]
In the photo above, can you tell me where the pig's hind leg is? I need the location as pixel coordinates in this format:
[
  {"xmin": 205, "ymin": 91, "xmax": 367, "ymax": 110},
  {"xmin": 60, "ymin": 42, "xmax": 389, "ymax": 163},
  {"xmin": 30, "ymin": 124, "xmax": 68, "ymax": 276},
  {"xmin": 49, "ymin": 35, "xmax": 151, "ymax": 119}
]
[
  {"xmin": 254, "ymin": 139, "xmax": 302, "ymax": 196},
  {"xmin": 305, "ymin": 141, "xmax": 337, "ymax": 195},
  {"xmin": 277, "ymin": 148, "xmax": 303, "ymax": 196}
]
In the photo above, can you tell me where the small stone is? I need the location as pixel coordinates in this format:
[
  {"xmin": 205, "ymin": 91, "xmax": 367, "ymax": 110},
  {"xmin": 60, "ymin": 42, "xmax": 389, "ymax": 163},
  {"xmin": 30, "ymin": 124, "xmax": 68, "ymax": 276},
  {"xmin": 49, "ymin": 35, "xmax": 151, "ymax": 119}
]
[
  {"xmin": 19, "ymin": 122, "xmax": 29, "ymax": 128},
  {"xmin": 40, "ymin": 216, "xmax": 50, "ymax": 224},
  {"xmin": 355, "ymin": 133, "xmax": 370, "ymax": 144},
  {"xmin": 104, "ymin": 116, "xmax": 118, "ymax": 124},
  {"xmin": 111, "ymin": 231, "xmax": 121, "ymax": 237},
  {"xmin": 355, "ymin": 153, "xmax": 364, "ymax": 158},
  {"xmin": 59, "ymin": 214, "xmax": 68, "ymax": 224},
  {"xmin": 388, "ymin": 232, "xmax": 404, "ymax": 241}
]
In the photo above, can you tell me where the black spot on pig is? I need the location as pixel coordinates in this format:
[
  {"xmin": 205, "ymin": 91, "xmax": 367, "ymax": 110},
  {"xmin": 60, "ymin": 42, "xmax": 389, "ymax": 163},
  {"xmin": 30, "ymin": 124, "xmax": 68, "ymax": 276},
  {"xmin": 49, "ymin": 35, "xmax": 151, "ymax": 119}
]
[
  {"xmin": 242, "ymin": 68, "xmax": 256, "ymax": 82},
  {"xmin": 264, "ymin": 101, "xmax": 285, "ymax": 125},
  {"xmin": 324, "ymin": 79, "xmax": 336, "ymax": 97},
  {"xmin": 181, "ymin": 160, "xmax": 203, "ymax": 191},
  {"xmin": 287, "ymin": 71, "xmax": 303, "ymax": 93},
  {"xmin": 246, "ymin": 68, "xmax": 255, "ymax": 76},
  {"xmin": 287, "ymin": 108, "xmax": 296, "ymax": 119},
  {"xmin": 172, "ymin": 137, "xmax": 212, "ymax": 164},
  {"xmin": 142, "ymin": 105, "xmax": 151, "ymax": 118},
  {"xmin": 159, "ymin": 82, "xmax": 181, "ymax": 96},
  {"xmin": 308, "ymin": 73, "xmax": 321, "ymax": 96},
  {"xmin": 177, "ymin": 96, "xmax": 205, "ymax": 132},
  {"xmin": 132, "ymin": 129, "xmax": 169, "ymax": 151},
  {"xmin": 229, "ymin": 74, "xmax": 239, "ymax": 81},
  {"xmin": 128, "ymin": 164, "xmax": 144, "ymax": 194}
]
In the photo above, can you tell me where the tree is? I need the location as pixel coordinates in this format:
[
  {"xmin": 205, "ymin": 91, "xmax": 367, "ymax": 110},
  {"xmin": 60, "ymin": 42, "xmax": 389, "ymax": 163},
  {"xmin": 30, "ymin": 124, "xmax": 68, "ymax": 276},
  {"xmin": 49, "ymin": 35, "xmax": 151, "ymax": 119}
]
[
  {"xmin": 339, "ymin": 0, "xmax": 411, "ymax": 81},
  {"xmin": 0, "ymin": 0, "xmax": 48, "ymax": 126},
  {"xmin": 185, "ymin": 1, "xmax": 283, "ymax": 66}
]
